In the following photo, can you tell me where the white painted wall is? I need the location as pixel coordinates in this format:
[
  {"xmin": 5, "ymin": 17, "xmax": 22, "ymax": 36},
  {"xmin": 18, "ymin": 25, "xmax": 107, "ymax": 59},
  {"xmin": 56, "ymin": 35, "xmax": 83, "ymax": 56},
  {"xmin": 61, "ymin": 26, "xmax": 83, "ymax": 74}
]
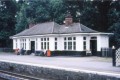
[
  {"xmin": 86, "ymin": 36, "xmax": 91, "ymax": 51},
  {"xmin": 101, "ymin": 35, "xmax": 109, "ymax": 48},
  {"xmin": 13, "ymin": 39, "xmax": 16, "ymax": 49},
  {"xmin": 57, "ymin": 37, "xmax": 64, "ymax": 50},
  {"xmin": 26, "ymin": 38, "xmax": 30, "ymax": 50},
  {"xmin": 49, "ymin": 37, "xmax": 55, "ymax": 51},
  {"xmin": 17, "ymin": 39, "xmax": 20, "ymax": 49},
  {"xmin": 97, "ymin": 35, "xmax": 109, "ymax": 51},
  {"xmin": 12, "ymin": 34, "xmax": 110, "ymax": 52},
  {"xmin": 76, "ymin": 36, "xmax": 83, "ymax": 51},
  {"xmin": 37, "ymin": 38, "xmax": 41, "ymax": 50},
  {"xmin": 97, "ymin": 35, "xmax": 101, "ymax": 51}
]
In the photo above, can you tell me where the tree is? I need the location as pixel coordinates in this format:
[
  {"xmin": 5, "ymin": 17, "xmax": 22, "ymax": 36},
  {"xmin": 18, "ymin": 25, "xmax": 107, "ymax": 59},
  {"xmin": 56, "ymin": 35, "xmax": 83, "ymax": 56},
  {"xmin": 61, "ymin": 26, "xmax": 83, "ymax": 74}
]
[
  {"xmin": 15, "ymin": 3, "xmax": 28, "ymax": 33},
  {"xmin": 108, "ymin": 1, "xmax": 120, "ymax": 47},
  {"xmin": 0, "ymin": 0, "xmax": 17, "ymax": 47}
]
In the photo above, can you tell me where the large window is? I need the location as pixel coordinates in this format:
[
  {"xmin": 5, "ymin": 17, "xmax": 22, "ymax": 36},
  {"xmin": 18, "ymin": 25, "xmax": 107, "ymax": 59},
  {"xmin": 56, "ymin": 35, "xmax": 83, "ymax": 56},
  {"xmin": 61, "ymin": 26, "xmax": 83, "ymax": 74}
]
[
  {"xmin": 64, "ymin": 37, "xmax": 76, "ymax": 50},
  {"xmin": 20, "ymin": 39, "xmax": 26, "ymax": 49},
  {"xmin": 55, "ymin": 38, "xmax": 57, "ymax": 50},
  {"xmin": 83, "ymin": 37, "xmax": 86, "ymax": 50},
  {"xmin": 41, "ymin": 37, "xmax": 49, "ymax": 50}
]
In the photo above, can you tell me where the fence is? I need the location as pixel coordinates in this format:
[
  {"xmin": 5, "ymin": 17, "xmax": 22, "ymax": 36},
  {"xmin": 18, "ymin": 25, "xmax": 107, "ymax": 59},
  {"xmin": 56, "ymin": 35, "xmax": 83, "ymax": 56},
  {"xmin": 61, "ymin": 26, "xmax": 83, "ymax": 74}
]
[
  {"xmin": 116, "ymin": 48, "xmax": 120, "ymax": 66},
  {"xmin": 0, "ymin": 48, "xmax": 13, "ymax": 52},
  {"xmin": 101, "ymin": 48, "xmax": 112, "ymax": 57}
]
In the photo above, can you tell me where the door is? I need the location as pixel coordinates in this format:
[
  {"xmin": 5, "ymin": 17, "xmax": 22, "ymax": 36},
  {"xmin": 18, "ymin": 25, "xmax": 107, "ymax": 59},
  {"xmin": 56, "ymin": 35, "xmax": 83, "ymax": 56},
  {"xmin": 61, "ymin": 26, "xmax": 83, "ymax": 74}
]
[
  {"xmin": 90, "ymin": 40, "xmax": 97, "ymax": 56},
  {"xmin": 31, "ymin": 41, "xmax": 35, "ymax": 53}
]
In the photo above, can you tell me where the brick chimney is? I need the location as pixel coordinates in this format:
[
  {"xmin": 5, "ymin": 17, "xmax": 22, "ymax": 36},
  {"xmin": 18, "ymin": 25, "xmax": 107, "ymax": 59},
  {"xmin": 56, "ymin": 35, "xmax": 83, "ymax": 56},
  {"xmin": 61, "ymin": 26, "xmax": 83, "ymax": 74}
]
[
  {"xmin": 64, "ymin": 14, "xmax": 73, "ymax": 26},
  {"xmin": 29, "ymin": 23, "xmax": 35, "ymax": 28}
]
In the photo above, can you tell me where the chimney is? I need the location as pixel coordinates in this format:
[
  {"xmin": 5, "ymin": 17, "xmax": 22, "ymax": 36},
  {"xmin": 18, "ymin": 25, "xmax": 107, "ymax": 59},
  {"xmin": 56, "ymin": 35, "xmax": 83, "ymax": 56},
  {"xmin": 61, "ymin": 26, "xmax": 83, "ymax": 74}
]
[
  {"xmin": 29, "ymin": 23, "xmax": 35, "ymax": 28},
  {"xmin": 65, "ymin": 14, "xmax": 73, "ymax": 26}
]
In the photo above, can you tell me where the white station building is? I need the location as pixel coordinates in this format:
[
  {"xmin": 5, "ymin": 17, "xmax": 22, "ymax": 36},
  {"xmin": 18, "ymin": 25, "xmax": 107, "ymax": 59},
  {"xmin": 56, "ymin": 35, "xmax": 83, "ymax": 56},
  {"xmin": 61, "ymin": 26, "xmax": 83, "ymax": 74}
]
[{"xmin": 10, "ymin": 14, "xmax": 112, "ymax": 55}]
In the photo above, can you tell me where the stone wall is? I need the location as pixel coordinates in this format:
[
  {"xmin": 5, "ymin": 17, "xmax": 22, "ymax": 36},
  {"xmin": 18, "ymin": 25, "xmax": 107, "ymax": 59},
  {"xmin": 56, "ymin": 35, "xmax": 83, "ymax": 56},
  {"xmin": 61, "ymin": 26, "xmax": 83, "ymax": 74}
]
[{"xmin": 0, "ymin": 61, "xmax": 119, "ymax": 80}]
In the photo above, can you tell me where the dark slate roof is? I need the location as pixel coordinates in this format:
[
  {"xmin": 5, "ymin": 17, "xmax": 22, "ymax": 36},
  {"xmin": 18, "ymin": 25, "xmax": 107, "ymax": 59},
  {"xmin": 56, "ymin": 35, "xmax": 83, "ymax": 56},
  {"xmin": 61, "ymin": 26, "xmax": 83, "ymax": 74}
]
[{"xmin": 12, "ymin": 22, "xmax": 98, "ymax": 37}]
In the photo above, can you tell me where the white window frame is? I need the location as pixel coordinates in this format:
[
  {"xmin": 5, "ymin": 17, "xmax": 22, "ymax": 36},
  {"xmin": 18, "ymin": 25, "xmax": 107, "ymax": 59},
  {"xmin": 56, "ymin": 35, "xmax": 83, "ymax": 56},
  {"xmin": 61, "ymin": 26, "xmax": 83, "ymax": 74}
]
[
  {"xmin": 41, "ymin": 37, "xmax": 49, "ymax": 50},
  {"xmin": 64, "ymin": 37, "xmax": 76, "ymax": 50},
  {"xmin": 83, "ymin": 37, "xmax": 86, "ymax": 50},
  {"xmin": 55, "ymin": 37, "xmax": 57, "ymax": 50}
]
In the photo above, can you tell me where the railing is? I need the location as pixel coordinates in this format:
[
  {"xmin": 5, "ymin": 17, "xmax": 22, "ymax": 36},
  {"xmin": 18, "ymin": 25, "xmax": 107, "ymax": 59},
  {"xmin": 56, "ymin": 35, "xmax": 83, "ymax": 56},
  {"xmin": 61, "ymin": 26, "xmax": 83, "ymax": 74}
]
[
  {"xmin": 0, "ymin": 48, "xmax": 13, "ymax": 52},
  {"xmin": 101, "ymin": 48, "xmax": 112, "ymax": 57},
  {"xmin": 116, "ymin": 48, "xmax": 120, "ymax": 66}
]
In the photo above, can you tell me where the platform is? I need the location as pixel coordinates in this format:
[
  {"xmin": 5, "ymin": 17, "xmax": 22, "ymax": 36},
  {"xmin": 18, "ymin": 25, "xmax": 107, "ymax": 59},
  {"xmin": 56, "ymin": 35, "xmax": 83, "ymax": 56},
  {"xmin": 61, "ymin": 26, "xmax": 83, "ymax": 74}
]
[{"xmin": 0, "ymin": 52, "xmax": 120, "ymax": 79}]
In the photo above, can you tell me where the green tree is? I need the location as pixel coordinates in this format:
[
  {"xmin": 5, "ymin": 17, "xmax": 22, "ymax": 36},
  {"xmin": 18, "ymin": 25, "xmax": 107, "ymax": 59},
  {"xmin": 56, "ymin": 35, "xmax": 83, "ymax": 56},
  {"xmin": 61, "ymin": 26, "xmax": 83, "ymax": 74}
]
[
  {"xmin": 15, "ymin": 3, "xmax": 28, "ymax": 33},
  {"xmin": 0, "ymin": 0, "xmax": 17, "ymax": 47},
  {"xmin": 108, "ymin": 1, "xmax": 120, "ymax": 47}
]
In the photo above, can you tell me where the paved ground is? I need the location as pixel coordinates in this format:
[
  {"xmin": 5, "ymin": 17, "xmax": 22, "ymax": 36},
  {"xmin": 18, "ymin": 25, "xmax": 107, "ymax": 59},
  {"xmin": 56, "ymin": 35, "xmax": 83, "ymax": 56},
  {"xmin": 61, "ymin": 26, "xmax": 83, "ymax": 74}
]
[{"xmin": 0, "ymin": 52, "xmax": 120, "ymax": 74}]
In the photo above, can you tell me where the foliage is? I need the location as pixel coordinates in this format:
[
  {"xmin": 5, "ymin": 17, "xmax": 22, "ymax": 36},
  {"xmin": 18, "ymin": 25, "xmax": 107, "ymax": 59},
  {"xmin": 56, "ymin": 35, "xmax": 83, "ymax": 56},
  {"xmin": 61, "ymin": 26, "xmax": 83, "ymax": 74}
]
[
  {"xmin": 108, "ymin": 1, "xmax": 120, "ymax": 47},
  {"xmin": 0, "ymin": 0, "xmax": 17, "ymax": 39},
  {"xmin": 0, "ymin": 0, "xmax": 17, "ymax": 47},
  {"xmin": 15, "ymin": 3, "xmax": 28, "ymax": 33},
  {"xmin": 0, "ymin": 0, "xmax": 120, "ymax": 47}
]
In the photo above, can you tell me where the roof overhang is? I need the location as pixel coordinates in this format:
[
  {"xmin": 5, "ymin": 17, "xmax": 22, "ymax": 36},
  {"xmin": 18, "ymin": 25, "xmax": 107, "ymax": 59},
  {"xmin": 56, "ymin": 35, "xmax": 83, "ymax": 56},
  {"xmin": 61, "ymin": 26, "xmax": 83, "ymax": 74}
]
[{"xmin": 10, "ymin": 32, "xmax": 113, "ymax": 39}]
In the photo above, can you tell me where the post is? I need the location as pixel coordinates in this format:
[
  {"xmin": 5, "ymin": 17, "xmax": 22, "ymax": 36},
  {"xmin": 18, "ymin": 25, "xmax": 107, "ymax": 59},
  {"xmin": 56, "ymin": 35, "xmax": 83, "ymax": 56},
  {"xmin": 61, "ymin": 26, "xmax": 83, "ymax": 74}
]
[{"xmin": 112, "ymin": 46, "xmax": 116, "ymax": 66}]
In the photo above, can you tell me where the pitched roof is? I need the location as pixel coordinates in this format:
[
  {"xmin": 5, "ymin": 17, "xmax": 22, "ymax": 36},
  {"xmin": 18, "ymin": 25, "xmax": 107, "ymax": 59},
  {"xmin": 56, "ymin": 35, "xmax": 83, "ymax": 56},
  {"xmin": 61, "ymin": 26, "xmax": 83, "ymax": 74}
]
[{"xmin": 12, "ymin": 22, "xmax": 98, "ymax": 37}]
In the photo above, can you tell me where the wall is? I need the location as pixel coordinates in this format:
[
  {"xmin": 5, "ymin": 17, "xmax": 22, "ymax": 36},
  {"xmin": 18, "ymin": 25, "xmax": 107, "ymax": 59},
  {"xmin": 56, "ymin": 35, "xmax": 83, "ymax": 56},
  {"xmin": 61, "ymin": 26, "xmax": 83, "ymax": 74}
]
[
  {"xmin": 0, "ymin": 61, "xmax": 119, "ymax": 80},
  {"xmin": 76, "ymin": 36, "xmax": 83, "ymax": 51},
  {"xmin": 12, "ymin": 34, "xmax": 110, "ymax": 52},
  {"xmin": 97, "ymin": 35, "xmax": 109, "ymax": 51}
]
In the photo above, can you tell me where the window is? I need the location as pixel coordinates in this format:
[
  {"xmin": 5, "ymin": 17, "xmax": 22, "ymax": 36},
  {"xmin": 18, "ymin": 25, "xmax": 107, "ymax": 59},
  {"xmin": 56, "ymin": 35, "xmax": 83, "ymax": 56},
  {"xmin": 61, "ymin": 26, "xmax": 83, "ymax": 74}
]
[
  {"xmin": 73, "ymin": 37, "xmax": 76, "ymax": 40},
  {"xmin": 64, "ymin": 42, "xmax": 67, "ymax": 50},
  {"xmin": 68, "ymin": 37, "xmax": 72, "ymax": 40},
  {"xmin": 41, "ymin": 38, "xmax": 43, "ymax": 41},
  {"xmin": 41, "ymin": 38, "xmax": 49, "ymax": 50},
  {"xmin": 47, "ymin": 42, "xmax": 49, "ymax": 49},
  {"xmin": 44, "ymin": 42, "xmax": 46, "ymax": 49},
  {"xmin": 44, "ymin": 38, "xmax": 46, "ymax": 41},
  {"xmin": 73, "ymin": 42, "xmax": 76, "ymax": 50},
  {"xmin": 47, "ymin": 38, "xmax": 49, "ymax": 41},
  {"xmin": 83, "ymin": 37, "xmax": 86, "ymax": 40},
  {"xmin": 64, "ymin": 37, "xmax": 66, "ymax": 40},
  {"xmin": 83, "ymin": 41, "xmax": 86, "ymax": 50},
  {"xmin": 68, "ymin": 42, "xmax": 72, "ymax": 50},
  {"xmin": 55, "ymin": 37, "xmax": 57, "ymax": 50},
  {"xmin": 41, "ymin": 42, "xmax": 43, "ymax": 49},
  {"xmin": 55, "ymin": 38, "xmax": 57, "ymax": 41},
  {"xmin": 64, "ymin": 37, "xmax": 76, "ymax": 50},
  {"xmin": 83, "ymin": 36, "xmax": 86, "ymax": 50},
  {"xmin": 91, "ymin": 37, "xmax": 97, "ymax": 40}
]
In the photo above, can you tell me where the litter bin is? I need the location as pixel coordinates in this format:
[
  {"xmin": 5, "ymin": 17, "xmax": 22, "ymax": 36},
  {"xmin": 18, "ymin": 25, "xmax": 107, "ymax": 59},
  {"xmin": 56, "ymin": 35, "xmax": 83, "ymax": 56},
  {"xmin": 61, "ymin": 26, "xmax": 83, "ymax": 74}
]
[{"xmin": 47, "ymin": 50, "xmax": 51, "ymax": 57}]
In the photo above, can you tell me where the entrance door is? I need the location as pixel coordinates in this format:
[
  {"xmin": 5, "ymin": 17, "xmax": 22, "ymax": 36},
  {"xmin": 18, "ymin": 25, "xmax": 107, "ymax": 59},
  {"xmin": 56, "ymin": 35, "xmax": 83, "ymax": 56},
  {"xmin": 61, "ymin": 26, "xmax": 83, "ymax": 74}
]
[
  {"xmin": 31, "ymin": 41, "xmax": 35, "ymax": 53},
  {"xmin": 90, "ymin": 40, "xmax": 97, "ymax": 56}
]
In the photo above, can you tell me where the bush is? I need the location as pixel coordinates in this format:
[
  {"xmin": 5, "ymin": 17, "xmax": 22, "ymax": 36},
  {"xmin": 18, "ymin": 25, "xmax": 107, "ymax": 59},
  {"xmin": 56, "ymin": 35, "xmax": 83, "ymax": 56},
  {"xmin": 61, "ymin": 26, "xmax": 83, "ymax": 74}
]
[
  {"xmin": 0, "ymin": 48, "xmax": 14, "ymax": 52},
  {"xmin": 35, "ymin": 51, "xmax": 44, "ymax": 56},
  {"xmin": 24, "ymin": 50, "xmax": 31, "ymax": 55},
  {"xmin": 51, "ymin": 51, "xmax": 86, "ymax": 56}
]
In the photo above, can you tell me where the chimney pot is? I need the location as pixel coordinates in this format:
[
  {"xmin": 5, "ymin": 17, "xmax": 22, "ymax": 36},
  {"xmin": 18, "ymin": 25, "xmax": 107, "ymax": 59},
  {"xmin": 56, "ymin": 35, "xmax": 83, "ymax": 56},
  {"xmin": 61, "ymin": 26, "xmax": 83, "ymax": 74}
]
[{"xmin": 65, "ymin": 14, "xmax": 73, "ymax": 26}]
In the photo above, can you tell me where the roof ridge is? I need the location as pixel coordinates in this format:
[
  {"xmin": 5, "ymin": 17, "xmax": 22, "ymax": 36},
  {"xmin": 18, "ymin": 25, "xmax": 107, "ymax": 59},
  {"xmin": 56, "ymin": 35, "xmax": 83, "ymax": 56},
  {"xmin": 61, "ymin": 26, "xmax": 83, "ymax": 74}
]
[
  {"xmin": 52, "ymin": 22, "xmax": 55, "ymax": 34},
  {"xmin": 79, "ymin": 23, "xmax": 82, "ymax": 32}
]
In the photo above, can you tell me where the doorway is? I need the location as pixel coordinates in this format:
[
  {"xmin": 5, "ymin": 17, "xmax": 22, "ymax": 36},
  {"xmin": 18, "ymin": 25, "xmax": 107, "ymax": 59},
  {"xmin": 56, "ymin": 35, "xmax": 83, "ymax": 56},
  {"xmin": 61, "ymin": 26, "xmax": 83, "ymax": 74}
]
[
  {"xmin": 90, "ymin": 37, "xmax": 97, "ymax": 56},
  {"xmin": 31, "ymin": 41, "xmax": 35, "ymax": 53}
]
